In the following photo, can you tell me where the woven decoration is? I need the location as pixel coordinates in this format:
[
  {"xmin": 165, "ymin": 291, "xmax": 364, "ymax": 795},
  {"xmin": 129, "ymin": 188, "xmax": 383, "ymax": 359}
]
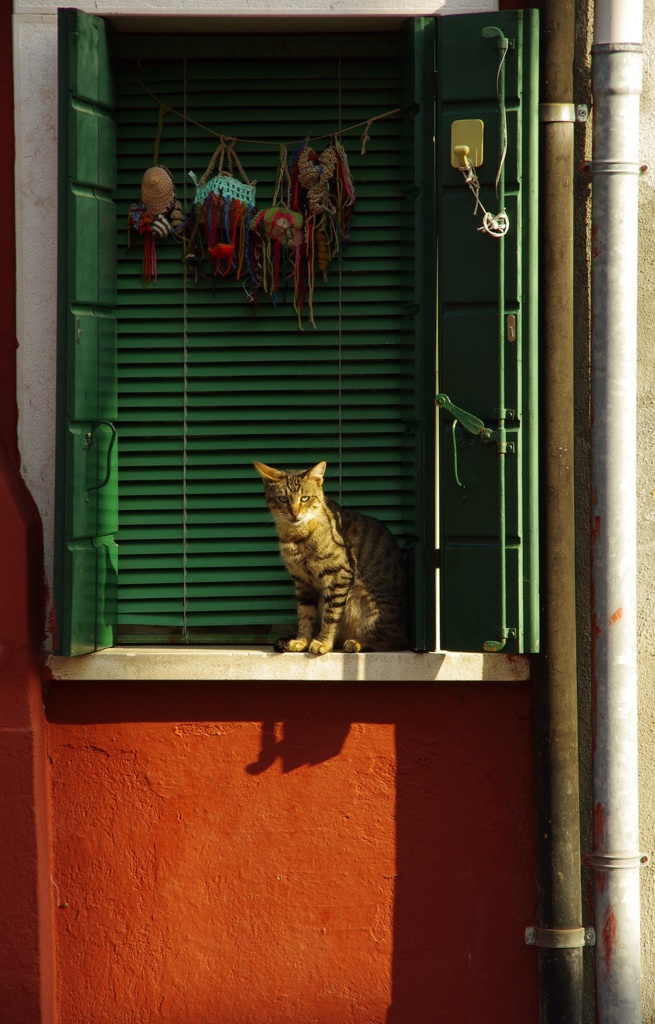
[
  {"xmin": 191, "ymin": 137, "xmax": 257, "ymax": 285},
  {"xmin": 250, "ymin": 146, "xmax": 308, "ymax": 323},
  {"xmin": 141, "ymin": 165, "xmax": 175, "ymax": 214},
  {"xmin": 128, "ymin": 165, "xmax": 187, "ymax": 284},
  {"xmin": 288, "ymin": 139, "xmax": 356, "ymax": 327}
]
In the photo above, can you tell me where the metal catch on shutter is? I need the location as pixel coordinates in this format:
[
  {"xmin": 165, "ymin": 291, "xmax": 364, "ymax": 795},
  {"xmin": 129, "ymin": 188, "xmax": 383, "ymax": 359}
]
[{"xmin": 84, "ymin": 420, "xmax": 117, "ymax": 496}]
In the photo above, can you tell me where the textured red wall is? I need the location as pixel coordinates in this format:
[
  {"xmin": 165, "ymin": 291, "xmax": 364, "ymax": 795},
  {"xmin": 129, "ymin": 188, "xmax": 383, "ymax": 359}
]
[
  {"xmin": 0, "ymin": 3, "xmax": 56, "ymax": 1020},
  {"xmin": 0, "ymin": 0, "xmax": 18, "ymax": 466},
  {"xmin": 46, "ymin": 680, "xmax": 537, "ymax": 1023}
]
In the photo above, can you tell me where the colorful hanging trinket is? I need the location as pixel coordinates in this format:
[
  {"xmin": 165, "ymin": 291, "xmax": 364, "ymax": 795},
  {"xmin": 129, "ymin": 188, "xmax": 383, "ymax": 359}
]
[
  {"xmin": 251, "ymin": 145, "xmax": 306, "ymax": 321},
  {"xmin": 190, "ymin": 137, "xmax": 258, "ymax": 288},
  {"xmin": 288, "ymin": 138, "xmax": 355, "ymax": 327},
  {"xmin": 128, "ymin": 165, "xmax": 186, "ymax": 284}
]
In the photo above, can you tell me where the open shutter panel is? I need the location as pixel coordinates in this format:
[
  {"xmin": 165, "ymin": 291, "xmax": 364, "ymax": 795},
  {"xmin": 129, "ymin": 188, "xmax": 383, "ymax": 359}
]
[
  {"xmin": 436, "ymin": 11, "xmax": 539, "ymax": 653},
  {"xmin": 55, "ymin": 9, "xmax": 118, "ymax": 655}
]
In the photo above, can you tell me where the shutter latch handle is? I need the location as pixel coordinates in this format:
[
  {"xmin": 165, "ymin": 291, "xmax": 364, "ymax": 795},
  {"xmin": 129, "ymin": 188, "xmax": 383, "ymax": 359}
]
[
  {"xmin": 435, "ymin": 394, "xmax": 496, "ymax": 443},
  {"xmin": 84, "ymin": 420, "xmax": 117, "ymax": 496}
]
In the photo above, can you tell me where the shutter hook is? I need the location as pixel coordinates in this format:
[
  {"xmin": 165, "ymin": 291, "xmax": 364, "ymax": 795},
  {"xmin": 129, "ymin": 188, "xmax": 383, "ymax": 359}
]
[
  {"xmin": 451, "ymin": 420, "xmax": 467, "ymax": 498},
  {"xmin": 85, "ymin": 420, "xmax": 117, "ymax": 496}
]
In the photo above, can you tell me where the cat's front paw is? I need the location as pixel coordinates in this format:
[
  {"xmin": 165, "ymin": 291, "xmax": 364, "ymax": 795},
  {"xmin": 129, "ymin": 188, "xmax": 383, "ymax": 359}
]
[
  {"xmin": 343, "ymin": 639, "xmax": 362, "ymax": 653},
  {"xmin": 309, "ymin": 639, "xmax": 333, "ymax": 656},
  {"xmin": 274, "ymin": 638, "xmax": 310, "ymax": 653}
]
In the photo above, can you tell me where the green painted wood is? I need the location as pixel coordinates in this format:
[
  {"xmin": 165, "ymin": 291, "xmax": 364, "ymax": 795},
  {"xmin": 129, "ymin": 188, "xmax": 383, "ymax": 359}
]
[
  {"xmin": 436, "ymin": 10, "xmax": 540, "ymax": 652},
  {"xmin": 398, "ymin": 17, "xmax": 437, "ymax": 650},
  {"xmin": 55, "ymin": 10, "xmax": 118, "ymax": 655}
]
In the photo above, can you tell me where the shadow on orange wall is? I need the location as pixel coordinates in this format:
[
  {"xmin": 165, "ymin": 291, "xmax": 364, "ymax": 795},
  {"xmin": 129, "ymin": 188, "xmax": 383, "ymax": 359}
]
[{"xmin": 46, "ymin": 680, "xmax": 536, "ymax": 1023}]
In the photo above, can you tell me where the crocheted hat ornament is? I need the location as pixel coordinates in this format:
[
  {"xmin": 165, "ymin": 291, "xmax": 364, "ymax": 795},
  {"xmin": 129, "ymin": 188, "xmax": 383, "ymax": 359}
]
[
  {"xmin": 128, "ymin": 165, "xmax": 186, "ymax": 284},
  {"xmin": 190, "ymin": 137, "xmax": 258, "ymax": 288}
]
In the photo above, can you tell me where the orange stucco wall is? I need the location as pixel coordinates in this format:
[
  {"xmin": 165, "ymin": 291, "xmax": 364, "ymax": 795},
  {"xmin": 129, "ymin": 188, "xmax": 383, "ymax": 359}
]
[{"xmin": 45, "ymin": 680, "xmax": 537, "ymax": 1023}]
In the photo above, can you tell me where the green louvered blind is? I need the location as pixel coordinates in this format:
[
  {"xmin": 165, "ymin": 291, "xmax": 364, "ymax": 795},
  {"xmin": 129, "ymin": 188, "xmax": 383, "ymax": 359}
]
[{"xmin": 113, "ymin": 34, "xmax": 432, "ymax": 645}]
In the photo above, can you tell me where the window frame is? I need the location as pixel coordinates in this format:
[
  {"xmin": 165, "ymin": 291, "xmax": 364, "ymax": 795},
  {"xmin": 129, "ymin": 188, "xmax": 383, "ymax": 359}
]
[{"xmin": 52, "ymin": 7, "xmax": 539, "ymax": 662}]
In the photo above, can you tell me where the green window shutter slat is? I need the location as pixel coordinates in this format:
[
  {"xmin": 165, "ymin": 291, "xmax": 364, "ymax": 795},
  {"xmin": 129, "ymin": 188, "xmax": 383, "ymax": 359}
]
[
  {"xmin": 436, "ymin": 10, "xmax": 540, "ymax": 653},
  {"xmin": 55, "ymin": 9, "xmax": 118, "ymax": 655}
]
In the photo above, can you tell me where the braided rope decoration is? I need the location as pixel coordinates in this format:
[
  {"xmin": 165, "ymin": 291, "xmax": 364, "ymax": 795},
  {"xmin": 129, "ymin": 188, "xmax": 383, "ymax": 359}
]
[{"xmin": 297, "ymin": 145, "xmax": 337, "ymax": 214}]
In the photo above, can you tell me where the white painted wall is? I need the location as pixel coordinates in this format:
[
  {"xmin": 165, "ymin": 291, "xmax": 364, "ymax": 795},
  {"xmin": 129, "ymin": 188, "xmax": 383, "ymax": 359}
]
[{"xmin": 637, "ymin": 0, "xmax": 655, "ymax": 1014}]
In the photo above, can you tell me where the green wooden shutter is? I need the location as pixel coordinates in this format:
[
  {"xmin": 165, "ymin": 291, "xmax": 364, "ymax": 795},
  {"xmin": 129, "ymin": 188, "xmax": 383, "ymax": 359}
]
[
  {"xmin": 436, "ymin": 10, "xmax": 539, "ymax": 653},
  {"xmin": 55, "ymin": 9, "xmax": 118, "ymax": 655}
]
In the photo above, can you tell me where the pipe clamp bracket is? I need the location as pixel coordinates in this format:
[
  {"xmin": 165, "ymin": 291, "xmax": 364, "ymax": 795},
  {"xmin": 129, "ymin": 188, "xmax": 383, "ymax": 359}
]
[
  {"xmin": 582, "ymin": 851, "xmax": 650, "ymax": 869},
  {"xmin": 525, "ymin": 926, "xmax": 596, "ymax": 949},
  {"xmin": 579, "ymin": 159, "xmax": 648, "ymax": 178},
  {"xmin": 539, "ymin": 103, "xmax": 576, "ymax": 123}
]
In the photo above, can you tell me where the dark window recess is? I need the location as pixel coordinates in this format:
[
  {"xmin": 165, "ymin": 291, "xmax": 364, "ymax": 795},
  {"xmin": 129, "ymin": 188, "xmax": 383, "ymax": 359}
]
[
  {"xmin": 112, "ymin": 30, "xmax": 434, "ymax": 646},
  {"xmin": 56, "ymin": 9, "xmax": 539, "ymax": 657}
]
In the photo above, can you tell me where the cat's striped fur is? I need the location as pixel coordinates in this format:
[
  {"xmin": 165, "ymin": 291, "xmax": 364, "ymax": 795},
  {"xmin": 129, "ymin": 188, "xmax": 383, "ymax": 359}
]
[{"xmin": 254, "ymin": 460, "xmax": 407, "ymax": 654}]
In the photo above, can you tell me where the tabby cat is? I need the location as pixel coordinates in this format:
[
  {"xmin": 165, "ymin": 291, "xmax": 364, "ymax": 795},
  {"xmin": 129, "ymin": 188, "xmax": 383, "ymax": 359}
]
[{"xmin": 253, "ymin": 460, "xmax": 407, "ymax": 654}]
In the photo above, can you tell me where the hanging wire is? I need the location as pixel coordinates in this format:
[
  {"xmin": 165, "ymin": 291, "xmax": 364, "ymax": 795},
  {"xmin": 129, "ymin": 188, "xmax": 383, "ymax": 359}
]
[
  {"xmin": 337, "ymin": 57, "xmax": 344, "ymax": 504},
  {"xmin": 493, "ymin": 41, "xmax": 509, "ymax": 201},
  {"xmin": 182, "ymin": 56, "xmax": 190, "ymax": 643},
  {"xmin": 128, "ymin": 69, "xmax": 401, "ymax": 150}
]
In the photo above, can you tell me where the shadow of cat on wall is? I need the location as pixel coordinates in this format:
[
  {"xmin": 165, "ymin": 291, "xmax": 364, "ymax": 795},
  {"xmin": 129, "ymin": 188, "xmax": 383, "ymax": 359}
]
[{"xmin": 245, "ymin": 717, "xmax": 351, "ymax": 774}]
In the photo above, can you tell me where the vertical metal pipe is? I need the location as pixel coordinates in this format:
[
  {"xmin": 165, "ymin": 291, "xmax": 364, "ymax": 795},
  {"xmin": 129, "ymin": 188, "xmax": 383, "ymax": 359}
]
[
  {"xmin": 533, "ymin": 0, "xmax": 584, "ymax": 1019},
  {"xmin": 589, "ymin": 1, "xmax": 644, "ymax": 1022}
]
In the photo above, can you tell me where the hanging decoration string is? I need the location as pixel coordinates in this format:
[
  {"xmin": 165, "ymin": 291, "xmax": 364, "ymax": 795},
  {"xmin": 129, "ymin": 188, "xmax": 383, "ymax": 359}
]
[
  {"xmin": 128, "ymin": 69, "xmax": 401, "ymax": 151},
  {"xmin": 493, "ymin": 39, "xmax": 509, "ymax": 201},
  {"xmin": 337, "ymin": 57, "xmax": 344, "ymax": 504},
  {"xmin": 182, "ymin": 56, "xmax": 190, "ymax": 643},
  {"xmin": 152, "ymin": 102, "xmax": 172, "ymax": 165}
]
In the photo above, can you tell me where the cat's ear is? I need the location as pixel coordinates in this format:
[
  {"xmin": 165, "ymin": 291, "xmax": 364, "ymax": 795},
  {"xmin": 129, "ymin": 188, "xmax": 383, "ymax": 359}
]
[
  {"xmin": 253, "ymin": 461, "xmax": 283, "ymax": 482},
  {"xmin": 306, "ymin": 461, "xmax": 327, "ymax": 487}
]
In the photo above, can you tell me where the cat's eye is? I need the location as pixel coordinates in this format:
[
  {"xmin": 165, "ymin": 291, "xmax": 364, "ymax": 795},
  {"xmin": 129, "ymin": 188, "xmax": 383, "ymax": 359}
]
[
  {"xmin": 279, "ymin": 497, "xmax": 289, "ymax": 504},
  {"xmin": 300, "ymin": 496, "xmax": 310, "ymax": 503}
]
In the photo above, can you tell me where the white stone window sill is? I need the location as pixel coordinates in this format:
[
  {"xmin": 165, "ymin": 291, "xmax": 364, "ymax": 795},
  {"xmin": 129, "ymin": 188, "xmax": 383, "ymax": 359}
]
[{"xmin": 46, "ymin": 648, "xmax": 530, "ymax": 683}]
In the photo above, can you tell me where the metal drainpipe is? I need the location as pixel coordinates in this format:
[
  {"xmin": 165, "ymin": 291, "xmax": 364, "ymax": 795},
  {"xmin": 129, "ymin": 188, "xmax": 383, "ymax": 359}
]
[
  {"xmin": 529, "ymin": 0, "xmax": 584, "ymax": 1020},
  {"xmin": 587, "ymin": 0, "xmax": 646, "ymax": 1022}
]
